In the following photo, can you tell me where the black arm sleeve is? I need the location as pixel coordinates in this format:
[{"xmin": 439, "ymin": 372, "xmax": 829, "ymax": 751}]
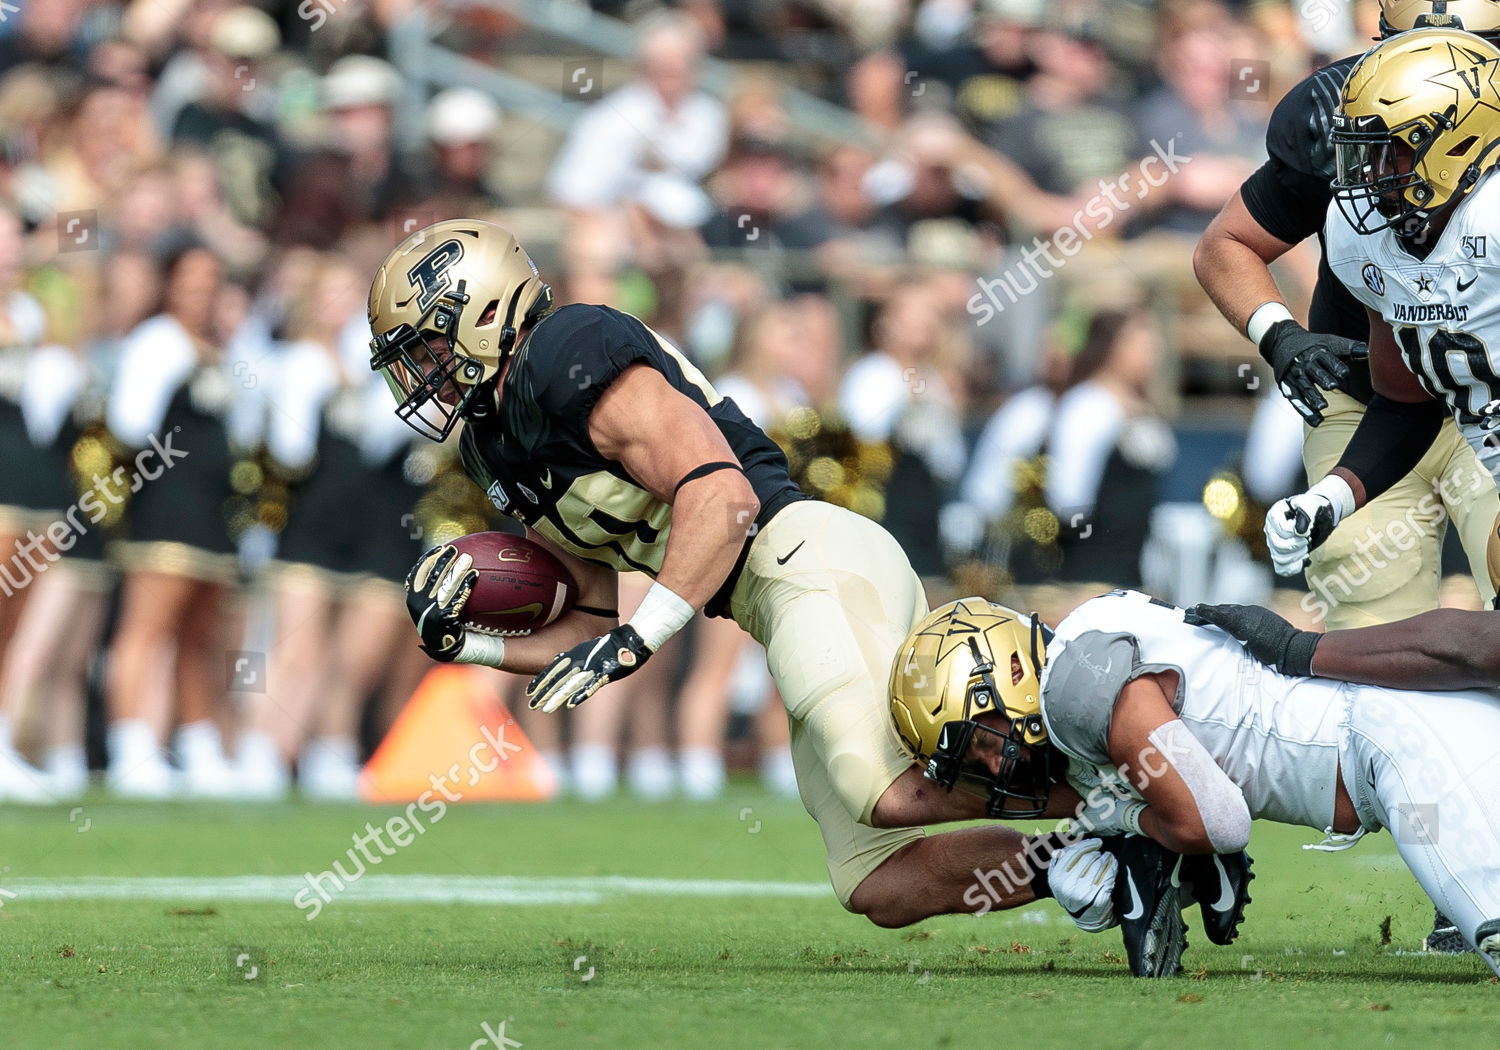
[{"xmin": 1332, "ymin": 394, "xmax": 1447, "ymax": 502}]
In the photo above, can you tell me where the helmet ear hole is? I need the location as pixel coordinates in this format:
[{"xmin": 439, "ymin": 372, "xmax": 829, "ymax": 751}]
[{"xmin": 476, "ymin": 299, "xmax": 501, "ymax": 328}]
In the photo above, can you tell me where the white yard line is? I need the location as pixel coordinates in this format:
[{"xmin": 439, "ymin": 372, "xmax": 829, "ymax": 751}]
[{"xmin": 0, "ymin": 874, "xmax": 829, "ymax": 906}]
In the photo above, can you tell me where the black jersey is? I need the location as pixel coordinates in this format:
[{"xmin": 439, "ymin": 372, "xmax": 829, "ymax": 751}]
[
  {"xmin": 1239, "ymin": 55, "xmax": 1374, "ymax": 401},
  {"xmin": 458, "ymin": 303, "xmax": 805, "ymax": 614}
]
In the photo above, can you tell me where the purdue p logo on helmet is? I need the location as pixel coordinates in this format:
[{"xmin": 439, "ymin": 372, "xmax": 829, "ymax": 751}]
[
  {"xmin": 1332, "ymin": 28, "xmax": 1500, "ymax": 236},
  {"xmin": 888, "ymin": 598, "xmax": 1054, "ymax": 818},
  {"xmin": 368, "ymin": 219, "xmax": 553, "ymax": 441}
]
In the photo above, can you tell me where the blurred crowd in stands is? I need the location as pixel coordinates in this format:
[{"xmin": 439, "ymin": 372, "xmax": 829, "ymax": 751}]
[{"xmin": 0, "ymin": 0, "xmax": 1393, "ymax": 804}]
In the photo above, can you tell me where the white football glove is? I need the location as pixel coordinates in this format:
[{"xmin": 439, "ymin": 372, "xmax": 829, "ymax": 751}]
[
  {"xmin": 1263, "ymin": 475, "xmax": 1355, "ymax": 577},
  {"xmin": 1047, "ymin": 837, "xmax": 1119, "ymax": 933}
]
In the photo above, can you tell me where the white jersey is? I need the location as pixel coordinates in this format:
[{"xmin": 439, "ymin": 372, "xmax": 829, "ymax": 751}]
[
  {"xmin": 1326, "ymin": 169, "xmax": 1500, "ymax": 476},
  {"xmin": 1041, "ymin": 591, "xmax": 1500, "ymax": 966},
  {"xmin": 1039, "ymin": 590, "xmax": 1351, "ymax": 831}
]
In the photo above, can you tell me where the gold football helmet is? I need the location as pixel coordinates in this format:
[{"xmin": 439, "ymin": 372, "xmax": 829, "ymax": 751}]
[
  {"xmin": 1380, "ymin": 0, "xmax": 1500, "ymax": 40},
  {"xmin": 368, "ymin": 219, "xmax": 553, "ymax": 440},
  {"xmin": 888, "ymin": 597, "xmax": 1054, "ymax": 818},
  {"xmin": 1333, "ymin": 28, "xmax": 1500, "ymax": 235}
]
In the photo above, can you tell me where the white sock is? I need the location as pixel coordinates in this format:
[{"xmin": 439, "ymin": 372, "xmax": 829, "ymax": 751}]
[
  {"xmin": 569, "ymin": 742, "xmax": 618, "ymax": 801},
  {"xmin": 44, "ymin": 744, "xmax": 87, "ymax": 780},
  {"xmin": 759, "ymin": 747, "xmax": 799, "ymax": 798},
  {"xmin": 627, "ymin": 747, "xmax": 675, "ymax": 801},
  {"xmin": 303, "ymin": 736, "xmax": 358, "ymax": 767},
  {"xmin": 237, "ymin": 728, "xmax": 282, "ymax": 768},
  {"xmin": 678, "ymin": 747, "xmax": 726, "ymax": 801},
  {"xmin": 109, "ymin": 719, "xmax": 163, "ymax": 768},
  {"xmin": 176, "ymin": 720, "xmax": 228, "ymax": 767}
]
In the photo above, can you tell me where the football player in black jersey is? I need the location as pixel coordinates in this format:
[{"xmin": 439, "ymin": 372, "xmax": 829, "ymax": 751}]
[
  {"xmin": 1193, "ymin": 0, "xmax": 1500, "ymax": 952},
  {"xmin": 367, "ymin": 218, "xmax": 1148, "ymax": 938}
]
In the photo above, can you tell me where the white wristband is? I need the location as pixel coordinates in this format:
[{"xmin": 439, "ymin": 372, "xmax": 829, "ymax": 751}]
[
  {"xmin": 1122, "ymin": 801, "xmax": 1147, "ymax": 837},
  {"xmin": 1245, "ymin": 301, "xmax": 1294, "ymax": 346},
  {"xmin": 455, "ymin": 632, "xmax": 507, "ymax": 667},
  {"xmin": 1308, "ymin": 473, "xmax": 1356, "ymax": 525},
  {"xmin": 627, "ymin": 582, "xmax": 695, "ymax": 652}
]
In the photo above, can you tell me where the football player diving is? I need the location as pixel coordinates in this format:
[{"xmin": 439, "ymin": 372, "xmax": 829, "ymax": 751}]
[
  {"xmin": 365, "ymin": 219, "xmax": 1159, "ymax": 939},
  {"xmin": 1195, "ymin": 0, "xmax": 1500, "ymax": 634},
  {"xmin": 893, "ymin": 592, "xmax": 1500, "ymax": 977}
]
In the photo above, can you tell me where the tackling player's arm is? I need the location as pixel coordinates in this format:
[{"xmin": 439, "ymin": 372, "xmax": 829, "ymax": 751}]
[
  {"xmin": 1186, "ymin": 601, "xmax": 1500, "ymax": 690},
  {"xmin": 524, "ymin": 363, "xmax": 759, "ymax": 712},
  {"xmin": 870, "ymin": 766, "xmax": 1085, "ymax": 828},
  {"xmin": 1105, "ymin": 671, "xmax": 1251, "ymax": 856}
]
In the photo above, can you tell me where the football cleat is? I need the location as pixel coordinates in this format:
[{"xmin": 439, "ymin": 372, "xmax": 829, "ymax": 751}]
[
  {"xmin": 1424, "ymin": 908, "xmax": 1475, "ymax": 954},
  {"xmin": 1174, "ymin": 850, "xmax": 1254, "ymax": 946},
  {"xmin": 1109, "ymin": 834, "xmax": 1187, "ymax": 977}
]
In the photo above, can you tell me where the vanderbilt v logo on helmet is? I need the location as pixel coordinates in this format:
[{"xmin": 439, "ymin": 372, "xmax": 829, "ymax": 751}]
[
  {"xmin": 889, "ymin": 598, "xmax": 1054, "ymax": 818},
  {"xmin": 1332, "ymin": 28, "xmax": 1500, "ymax": 236},
  {"xmin": 369, "ymin": 219, "xmax": 553, "ymax": 441}
]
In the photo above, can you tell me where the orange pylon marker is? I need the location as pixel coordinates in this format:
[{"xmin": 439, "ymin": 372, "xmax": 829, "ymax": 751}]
[{"xmin": 359, "ymin": 665, "xmax": 558, "ymax": 803}]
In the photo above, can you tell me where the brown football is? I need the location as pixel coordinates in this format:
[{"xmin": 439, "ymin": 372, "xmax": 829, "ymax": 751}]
[{"xmin": 449, "ymin": 531, "xmax": 578, "ymax": 636}]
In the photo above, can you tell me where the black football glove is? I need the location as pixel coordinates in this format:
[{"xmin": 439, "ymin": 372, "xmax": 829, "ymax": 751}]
[
  {"xmin": 405, "ymin": 545, "xmax": 477, "ymax": 662},
  {"xmin": 1183, "ymin": 602, "xmax": 1320, "ymax": 677},
  {"xmin": 526, "ymin": 624, "xmax": 652, "ymax": 712},
  {"xmin": 1259, "ymin": 319, "xmax": 1367, "ymax": 427}
]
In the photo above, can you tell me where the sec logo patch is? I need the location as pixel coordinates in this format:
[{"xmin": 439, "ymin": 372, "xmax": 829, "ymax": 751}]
[{"xmin": 1362, "ymin": 263, "xmax": 1385, "ymax": 296}]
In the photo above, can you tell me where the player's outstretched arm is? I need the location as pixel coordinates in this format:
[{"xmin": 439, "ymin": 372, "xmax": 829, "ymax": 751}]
[
  {"xmin": 1106, "ymin": 671, "xmax": 1251, "ymax": 856},
  {"xmin": 1187, "ymin": 602, "xmax": 1500, "ymax": 690},
  {"xmin": 524, "ymin": 364, "xmax": 758, "ymax": 713}
]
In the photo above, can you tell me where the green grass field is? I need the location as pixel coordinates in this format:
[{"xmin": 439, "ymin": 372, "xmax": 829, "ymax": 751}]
[{"xmin": 1, "ymin": 786, "xmax": 1496, "ymax": 1049}]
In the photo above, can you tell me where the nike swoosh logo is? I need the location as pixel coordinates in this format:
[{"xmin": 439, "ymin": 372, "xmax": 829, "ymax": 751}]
[
  {"xmin": 484, "ymin": 602, "xmax": 544, "ymax": 618},
  {"xmin": 1458, "ymin": 275, "xmax": 1478, "ymax": 292},
  {"xmin": 1366, "ymin": 756, "xmax": 1378, "ymax": 793},
  {"xmin": 775, "ymin": 540, "xmax": 805, "ymax": 566},
  {"xmin": 539, "ymin": 469, "xmax": 553, "ymax": 490},
  {"xmin": 1123, "ymin": 869, "xmax": 1145, "ymax": 921},
  {"xmin": 415, "ymin": 603, "xmax": 435, "ymax": 637},
  {"xmin": 1209, "ymin": 855, "xmax": 1236, "ymax": 913}
]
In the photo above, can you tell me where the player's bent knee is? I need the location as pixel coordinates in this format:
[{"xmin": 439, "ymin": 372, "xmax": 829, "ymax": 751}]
[{"xmin": 846, "ymin": 841, "xmax": 927, "ymax": 928}]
